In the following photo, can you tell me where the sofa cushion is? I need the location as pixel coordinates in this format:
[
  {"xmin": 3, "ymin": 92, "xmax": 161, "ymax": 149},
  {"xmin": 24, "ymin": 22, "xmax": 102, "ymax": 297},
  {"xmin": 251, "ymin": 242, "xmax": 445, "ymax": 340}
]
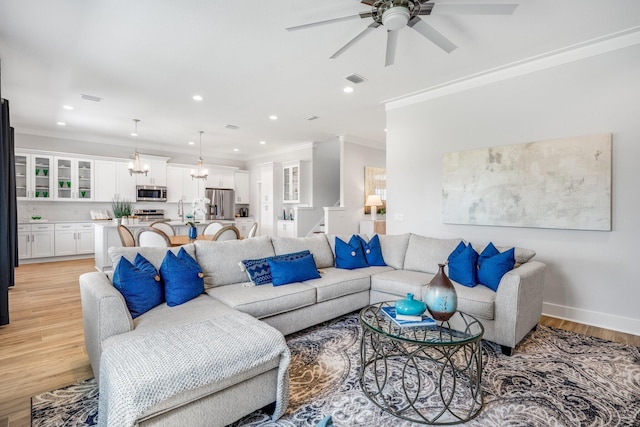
[
  {"xmin": 447, "ymin": 242, "xmax": 479, "ymax": 288},
  {"xmin": 303, "ymin": 266, "xmax": 391, "ymax": 302},
  {"xmin": 109, "ymin": 244, "xmax": 196, "ymax": 271},
  {"xmin": 371, "ymin": 269, "xmax": 434, "ymax": 299},
  {"xmin": 206, "ymin": 282, "xmax": 316, "ymax": 319},
  {"xmin": 159, "ymin": 249, "xmax": 204, "ymax": 307},
  {"xmin": 356, "ymin": 235, "xmax": 386, "ymax": 266},
  {"xmin": 268, "ymin": 253, "xmax": 321, "ymax": 286},
  {"xmin": 451, "ymin": 281, "xmax": 496, "ymax": 320},
  {"xmin": 242, "ymin": 250, "xmax": 311, "ymax": 285},
  {"xmin": 271, "ymin": 234, "xmax": 334, "ymax": 269},
  {"xmin": 377, "ymin": 233, "xmax": 411, "ymax": 270},
  {"xmin": 403, "ymin": 234, "xmax": 462, "ymax": 274},
  {"xmin": 335, "ymin": 235, "xmax": 369, "ymax": 270},
  {"xmin": 112, "ymin": 255, "xmax": 163, "ymax": 319},
  {"xmin": 195, "ymin": 236, "xmax": 275, "ymax": 288}
]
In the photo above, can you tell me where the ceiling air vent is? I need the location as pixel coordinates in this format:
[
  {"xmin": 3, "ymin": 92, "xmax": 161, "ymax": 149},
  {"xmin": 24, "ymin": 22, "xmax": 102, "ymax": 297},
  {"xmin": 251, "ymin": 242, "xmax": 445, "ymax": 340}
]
[
  {"xmin": 80, "ymin": 94, "xmax": 103, "ymax": 102},
  {"xmin": 345, "ymin": 73, "xmax": 367, "ymax": 84},
  {"xmin": 304, "ymin": 115, "xmax": 319, "ymax": 121},
  {"xmin": 225, "ymin": 124, "xmax": 239, "ymax": 130}
]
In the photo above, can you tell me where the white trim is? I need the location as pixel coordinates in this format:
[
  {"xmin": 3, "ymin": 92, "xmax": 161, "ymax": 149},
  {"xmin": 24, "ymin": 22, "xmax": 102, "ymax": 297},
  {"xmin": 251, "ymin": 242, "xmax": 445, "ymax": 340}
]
[
  {"xmin": 543, "ymin": 302, "xmax": 640, "ymax": 337},
  {"xmin": 385, "ymin": 26, "xmax": 640, "ymax": 110}
]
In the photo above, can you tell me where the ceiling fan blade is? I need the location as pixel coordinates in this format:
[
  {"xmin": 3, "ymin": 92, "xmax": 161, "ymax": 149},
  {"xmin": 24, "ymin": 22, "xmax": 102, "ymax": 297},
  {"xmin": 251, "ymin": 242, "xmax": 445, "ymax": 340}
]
[
  {"xmin": 330, "ymin": 22, "xmax": 381, "ymax": 59},
  {"xmin": 430, "ymin": 4, "xmax": 519, "ymax": 15},
  {"xmin": 408, "ymin": 17, "xmax": 457, "ymax": 53},
  {"xmin": 385, "ymin": 30, "xmax": 399, "ymax": 67},
  {"xmin": 286, "ymin": 12, "xmax": 372, "ymax": 31}
]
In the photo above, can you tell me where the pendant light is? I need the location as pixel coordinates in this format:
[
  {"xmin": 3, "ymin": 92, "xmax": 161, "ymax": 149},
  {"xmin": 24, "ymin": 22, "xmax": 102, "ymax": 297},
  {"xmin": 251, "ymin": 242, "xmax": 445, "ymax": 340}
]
[
  {"xmin": 128, "ymin": 119, "xmax": 150, "ymax": 176},
  {"xmin": 190, "ymin": 131, "xmax": 208, "ymax": 180}
]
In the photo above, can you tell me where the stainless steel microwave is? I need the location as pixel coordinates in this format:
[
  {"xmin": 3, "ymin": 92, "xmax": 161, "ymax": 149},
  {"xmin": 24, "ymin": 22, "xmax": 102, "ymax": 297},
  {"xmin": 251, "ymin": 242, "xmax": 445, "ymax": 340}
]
[{"xmin": 136, "ymin": 185, "xmax": 167, "ymax": 202}]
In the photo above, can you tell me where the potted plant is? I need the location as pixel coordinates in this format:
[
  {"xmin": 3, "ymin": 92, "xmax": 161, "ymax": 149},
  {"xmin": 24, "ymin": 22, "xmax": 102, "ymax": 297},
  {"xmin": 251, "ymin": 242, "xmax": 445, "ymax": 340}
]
[{"xmin": 111, "ymin": 197, "xmax": 133, "ymax": 225}]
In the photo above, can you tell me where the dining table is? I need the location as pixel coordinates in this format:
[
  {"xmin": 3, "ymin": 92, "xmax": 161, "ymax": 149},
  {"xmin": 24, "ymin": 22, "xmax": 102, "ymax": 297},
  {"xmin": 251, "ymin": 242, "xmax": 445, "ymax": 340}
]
[{"xmin": 169, "ymin": 234, "xmax": 215, "ymax": 247}]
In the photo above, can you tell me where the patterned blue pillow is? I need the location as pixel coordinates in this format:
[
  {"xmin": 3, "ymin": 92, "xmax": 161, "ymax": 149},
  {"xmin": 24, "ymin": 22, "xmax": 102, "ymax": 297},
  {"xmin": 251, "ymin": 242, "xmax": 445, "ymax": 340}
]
[
  {"xmin": 242, "ymin": 250, "xmax": 311, "ymax": 285},
  {"xmin": 113, "ymin": 255, "xmax": 163, "ymax": 318},
  {"xmin": 160, "ymin": 250, "xmax": 204, "ymax": 306}
]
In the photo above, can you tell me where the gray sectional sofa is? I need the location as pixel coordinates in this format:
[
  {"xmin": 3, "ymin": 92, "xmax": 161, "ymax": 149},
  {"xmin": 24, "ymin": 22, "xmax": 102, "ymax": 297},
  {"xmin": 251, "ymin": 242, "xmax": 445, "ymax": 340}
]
[{"xmin": 79, "ymin": 232, "xmax": 546, "ymax": 427}]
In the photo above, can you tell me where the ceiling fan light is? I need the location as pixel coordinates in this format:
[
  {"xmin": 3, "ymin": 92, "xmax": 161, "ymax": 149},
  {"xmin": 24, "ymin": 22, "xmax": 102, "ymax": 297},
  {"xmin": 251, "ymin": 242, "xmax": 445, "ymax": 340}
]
[{"xmin": 382, "ymin": 6, "xmax": 410, "ymax": 31}]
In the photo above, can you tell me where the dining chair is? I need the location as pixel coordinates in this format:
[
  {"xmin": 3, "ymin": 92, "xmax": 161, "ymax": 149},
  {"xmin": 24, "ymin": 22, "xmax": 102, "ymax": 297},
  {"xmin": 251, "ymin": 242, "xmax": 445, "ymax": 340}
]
[
  {"xmin": 247, "ymin": 222, "xmax": 258, "ymax": 238},
  {"xmin": 212, "ymin": 225, "xmax": 241, "ymax": 241},
  {"xmin": 137, "ymin": 227, "xmax": 171, "ymax": 247},
  {"xmin": 202, "ymin": 222, "xmax": 224, "ymax": 236},
  {"xmin": 150, "ymin": 220, "xmax": 176, "ymax": 237},
  {"xmin": 117, "ymin": 224, "xmax": 136, "ymax": 247}
]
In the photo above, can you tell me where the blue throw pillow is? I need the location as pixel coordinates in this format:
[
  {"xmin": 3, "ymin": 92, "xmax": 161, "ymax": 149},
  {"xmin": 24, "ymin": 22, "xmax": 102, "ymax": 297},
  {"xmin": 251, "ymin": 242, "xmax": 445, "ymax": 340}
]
[
  {"xmin": 478, "ymin": 242, "xmax": 500, "ymax": 267},
  {"xmin": 160, "ymin": 250, "xmax": 204, "ymax": 306},
  {"xmin": 356, "ymin": 235, "xmax": 386, "ymax": 266},
  {"xmin": 268, "ymin": 253, "xmax": 321, "ymax": 286},
  {"xmin": 477, "ymin": 246, "xmax": 515, "ymax": 291},
  {"xmin": 242, "ymin": 250, "xmax": 311, "ymax": 285},
  {"xmin": 447, "ymin": 241, "xmax": 478, "ymax": 288},
  {"xmin": 113, "ymin": 256, "xmax": 163, "ymax": 318},
  {"xmin": 335, "ymin": 235, "xmax": 368, "ymax": 270}
]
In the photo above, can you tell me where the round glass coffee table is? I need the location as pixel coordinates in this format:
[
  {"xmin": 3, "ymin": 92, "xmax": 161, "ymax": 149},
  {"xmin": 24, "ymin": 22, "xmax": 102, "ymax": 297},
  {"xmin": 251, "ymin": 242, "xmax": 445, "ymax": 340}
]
[{"xmin": 359, "ymin": 302, "xmax": 484, "ymax": 425}]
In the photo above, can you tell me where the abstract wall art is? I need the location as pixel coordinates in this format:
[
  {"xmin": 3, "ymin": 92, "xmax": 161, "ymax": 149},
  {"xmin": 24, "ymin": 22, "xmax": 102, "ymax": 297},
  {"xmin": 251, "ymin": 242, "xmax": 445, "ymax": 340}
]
[{"xmin": 442, "ymin": 133, "xmax": 612, "ymax": 231}]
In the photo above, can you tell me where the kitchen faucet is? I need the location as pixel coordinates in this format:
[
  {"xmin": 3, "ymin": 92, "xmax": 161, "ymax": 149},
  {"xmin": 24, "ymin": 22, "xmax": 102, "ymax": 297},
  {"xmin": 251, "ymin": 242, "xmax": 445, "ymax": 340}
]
[{"xmin": 177, "ymin": 198, "xmax": 184, "ymax": 222}]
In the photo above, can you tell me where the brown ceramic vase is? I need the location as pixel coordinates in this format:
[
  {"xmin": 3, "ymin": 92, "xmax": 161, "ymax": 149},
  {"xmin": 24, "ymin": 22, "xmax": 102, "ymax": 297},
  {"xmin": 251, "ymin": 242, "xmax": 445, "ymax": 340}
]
[{"xmin": 424, "ymin": 263, "xmax": 458, "ymax": 322}]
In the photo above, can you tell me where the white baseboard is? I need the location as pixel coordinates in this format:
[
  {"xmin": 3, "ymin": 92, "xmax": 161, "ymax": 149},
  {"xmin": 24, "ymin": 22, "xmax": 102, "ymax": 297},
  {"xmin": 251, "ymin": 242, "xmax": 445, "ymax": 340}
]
[{"xmin": 543, "ymin": 302, "xmax": 640, "ymax": 337}]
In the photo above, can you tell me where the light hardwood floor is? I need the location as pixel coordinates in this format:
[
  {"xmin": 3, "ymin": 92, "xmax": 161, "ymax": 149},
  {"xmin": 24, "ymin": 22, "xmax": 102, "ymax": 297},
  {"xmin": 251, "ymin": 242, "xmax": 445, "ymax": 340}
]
[{"xmin": 1, "ymin": 258, "xmax": 638, "ymax": 427}]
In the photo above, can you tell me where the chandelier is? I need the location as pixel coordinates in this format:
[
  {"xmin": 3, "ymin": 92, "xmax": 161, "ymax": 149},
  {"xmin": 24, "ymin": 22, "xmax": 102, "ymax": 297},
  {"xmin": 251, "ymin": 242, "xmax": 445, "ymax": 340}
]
[
  {"xmin": 190, "ymin": 131, "xmax": 208, "ymax": 180},
  {"xmin": 128, "ymin": 119, "xmax": 149, "ymax": 176}
]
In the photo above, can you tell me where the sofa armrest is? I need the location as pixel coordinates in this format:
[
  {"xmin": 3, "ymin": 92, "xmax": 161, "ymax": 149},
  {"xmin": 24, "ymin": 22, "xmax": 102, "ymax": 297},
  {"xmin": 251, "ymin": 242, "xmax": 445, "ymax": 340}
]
[
  {"xmin": 493, "ymin": 260, "xmax": 546, "ymax": 348},
  {"xmin": 79, "ymin": 271, "xmax": 133, "ymax": 380}
]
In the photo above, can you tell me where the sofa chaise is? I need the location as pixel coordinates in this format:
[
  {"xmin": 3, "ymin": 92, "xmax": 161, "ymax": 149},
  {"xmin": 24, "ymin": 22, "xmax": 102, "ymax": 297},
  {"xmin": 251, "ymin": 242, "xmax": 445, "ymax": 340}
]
[{"xmin": 79, "ymin": 232, "xmax": 546, "ymax": 426}]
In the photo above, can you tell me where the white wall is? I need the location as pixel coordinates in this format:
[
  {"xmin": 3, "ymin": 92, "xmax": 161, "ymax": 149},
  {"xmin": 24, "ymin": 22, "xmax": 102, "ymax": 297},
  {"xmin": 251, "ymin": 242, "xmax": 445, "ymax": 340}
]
[
  {"xmin": 385, "ymin": 43, "xmax": 640, "ymax": 335},
  {"xmin": 339, "ymin": 138, "xmax": 386, "ymax": 234}
]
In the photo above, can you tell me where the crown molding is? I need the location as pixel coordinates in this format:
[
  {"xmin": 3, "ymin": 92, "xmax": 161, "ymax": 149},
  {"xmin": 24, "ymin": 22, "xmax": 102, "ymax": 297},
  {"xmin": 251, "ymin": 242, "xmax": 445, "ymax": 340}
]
[{"xmin": 385, "ymin": 26, "xmax": 640, "ymax": 110}]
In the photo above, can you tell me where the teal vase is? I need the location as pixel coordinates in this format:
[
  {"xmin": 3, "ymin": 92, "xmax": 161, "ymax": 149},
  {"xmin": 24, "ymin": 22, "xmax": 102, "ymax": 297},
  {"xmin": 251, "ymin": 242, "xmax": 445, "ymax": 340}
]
[
  {"xmin": 424, "ymin": 263, "xmax": 457, "ymax": 321},
  {"xmin": 395, "ymin": 293, "xmax": 426, "ymax": 316},
  {"xmin": 188, "ymin": 226, "xmax": 198, "ymax": 240}
]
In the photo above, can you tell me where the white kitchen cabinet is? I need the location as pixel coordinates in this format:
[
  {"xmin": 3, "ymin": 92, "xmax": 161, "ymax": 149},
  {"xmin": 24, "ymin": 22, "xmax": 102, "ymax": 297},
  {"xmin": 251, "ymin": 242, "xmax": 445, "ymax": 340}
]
[
  {"xmin": 54, "ymin": 156, "xmax": 94, "ymax": 201},
  {"xmin": 55, "ymin": 223, "xmax": 95, "ymax": 256},
  {"xmin": 15, "ymin": 152, "xmax": 54, "ymax": 200},
  {"xmin": 18, "ymin": 223, "xmax": 55, "ymax": 259},
  {"xmin": 115, "ymin": 162, "xmax": 137, "ymax": 202},
  {"xmin": 166, "ymin": 165, "xmax": 206, "ymax": 205},
  {"xmin": 282, "ymin": 161, "xmax": 310, "ymax": 204},
  {"xmin": 207, "ymin": 167, "xmax": 236, "ymax": 189},
  {"xmin": 235, "ymin": 171, "xmax": 250, "ymax": 204},
  {"xmin": 276, "ymin": 220, "xmax": 297, "ymax": 238},
  {"xmin": 136, "ymin": 157, "xmax": 167, "ymax": 186},
  {"xmin": 94, "ymin": 160, "xmax": 117, "ymax": 202}
]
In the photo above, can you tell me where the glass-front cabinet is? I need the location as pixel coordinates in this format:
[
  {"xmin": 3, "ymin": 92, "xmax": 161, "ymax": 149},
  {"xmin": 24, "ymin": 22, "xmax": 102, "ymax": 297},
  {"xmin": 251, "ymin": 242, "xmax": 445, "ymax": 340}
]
[
  {"xmin": 15, "ymin": 152, "xmax": 54, "ymax": 200},
  {"xmin": 283, "ymin": 161, "xmax": 300, "ymax": 203},
  {"xmin": 54, "ymin": 156, "xmax": 94, "ymax": 201}
]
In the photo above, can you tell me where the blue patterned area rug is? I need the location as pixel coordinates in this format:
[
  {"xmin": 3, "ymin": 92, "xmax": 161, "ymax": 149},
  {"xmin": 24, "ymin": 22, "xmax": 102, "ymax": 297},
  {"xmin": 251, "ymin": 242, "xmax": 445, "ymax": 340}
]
[{"xmin": 32, "ymin": 313, "xmax": 640, "ymax": 426}]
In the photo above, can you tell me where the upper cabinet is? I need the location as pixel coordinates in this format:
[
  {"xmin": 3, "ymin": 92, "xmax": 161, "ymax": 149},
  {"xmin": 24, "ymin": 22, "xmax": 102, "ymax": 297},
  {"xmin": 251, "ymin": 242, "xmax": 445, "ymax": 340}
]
[
  {"xmin": 283, "ymin": 161, "xmax": 309, "ymax": 204},
  {"xmin": 136, "ymin": 157, "xmax": 167, "ymax": 187},
  {"xmin": 166, "ymin": 165, "xmax": 206, "ymax": 204},
  {"xmin": 53, "ymin": 156, "xmax": 94, "ymax": 201},
  {"xmin": 15, "ymin": 152, "xmax": 54, "ymax": 200},
  {"xmin": 235, "ymin": 171, "xmax": 250, "ymax": 204},
  {"xmin": 207, "ymin": 167, "xmax": 235, "ymax": 189}
]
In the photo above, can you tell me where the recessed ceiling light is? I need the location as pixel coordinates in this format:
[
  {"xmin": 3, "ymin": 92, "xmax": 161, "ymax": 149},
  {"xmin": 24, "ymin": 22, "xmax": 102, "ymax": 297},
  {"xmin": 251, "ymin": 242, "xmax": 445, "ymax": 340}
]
[
  {"xmin": 56, "ymin": 122, "xmax": 66, "ymax": 126},
  {"xmin": 62, "ymin": 105, "xmax": 74, "ymax": 110},
  {"xmin": 259, "ymin": 140, "xmax": 266, "ymax": 145},
  {"xmin": 131, "ymin": 131, "xmax": 138, "ymax": 137},
  {"xmin": 343, "ymin": 86, "xmax": 354, "ymax": 93},
  {"xmin": 269, "ymin": 115, "xmax": 278, "ymax": 120},
  {"xmin": 188, "ymin": 141, "xmax": 195, "ymax": 145},
  {"xmin": 233, "ymin": 148, "xmax": 239, "ymax": 152},
  {"xmin": 384, "ymin": 128, "xmax": 387, "ymax": 132},
  {"xmin": 192, "ymin": 95, "xmax": 203, "ymax": 101}
]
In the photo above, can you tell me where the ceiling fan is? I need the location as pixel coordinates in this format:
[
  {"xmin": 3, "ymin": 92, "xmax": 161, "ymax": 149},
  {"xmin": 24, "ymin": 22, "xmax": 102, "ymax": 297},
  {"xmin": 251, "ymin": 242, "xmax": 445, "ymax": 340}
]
[{"xmin": 287, "ymin": 1, "xmax": 518, "ymax": 66}]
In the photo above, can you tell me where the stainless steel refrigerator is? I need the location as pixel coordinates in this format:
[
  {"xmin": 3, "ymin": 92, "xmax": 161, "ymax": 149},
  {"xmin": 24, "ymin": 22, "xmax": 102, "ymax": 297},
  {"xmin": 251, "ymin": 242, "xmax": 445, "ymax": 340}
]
[{"xmin": 206, "ymin": 188, "xmax": 236, "ymax": 220}]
